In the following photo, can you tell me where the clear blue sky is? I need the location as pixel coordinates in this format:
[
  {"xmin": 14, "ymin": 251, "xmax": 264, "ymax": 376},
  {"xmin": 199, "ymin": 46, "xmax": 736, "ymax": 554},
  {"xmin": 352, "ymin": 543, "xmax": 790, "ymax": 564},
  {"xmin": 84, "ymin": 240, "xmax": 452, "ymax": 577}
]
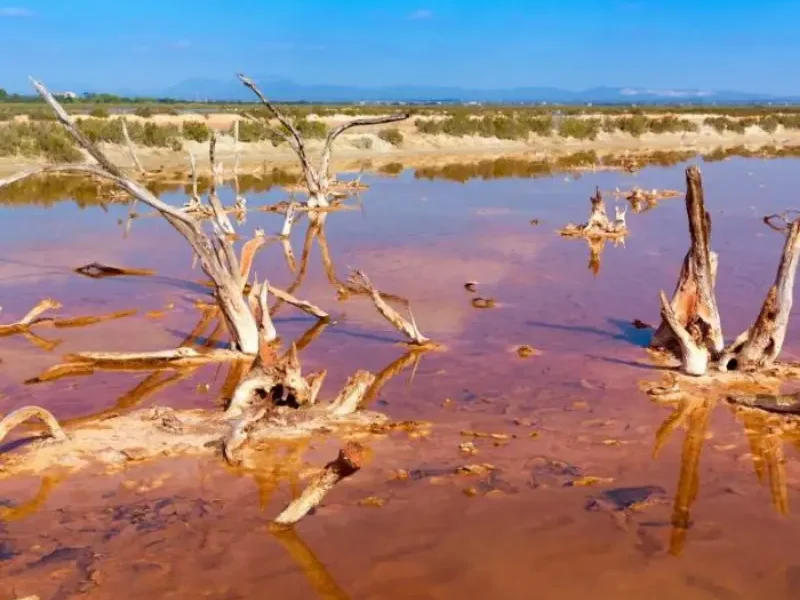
[{"xmin": 1, "ymin": 0, "xmax": 799, "ymax": 94}]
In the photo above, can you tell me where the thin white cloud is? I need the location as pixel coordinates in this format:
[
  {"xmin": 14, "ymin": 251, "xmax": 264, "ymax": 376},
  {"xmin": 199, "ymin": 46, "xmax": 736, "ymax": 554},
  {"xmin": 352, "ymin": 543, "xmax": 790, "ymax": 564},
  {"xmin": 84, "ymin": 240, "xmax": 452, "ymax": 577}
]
[
  {"xmin": 171, "ymin": 40, "xmax": 191, "ymax": 50},
  {"xmin": 408, "ymin": 8, "xmax": 433, "ymax": 20},
  {"xmin": 0, "ymin": 6, "xmax": 35, "ymax": 17}
]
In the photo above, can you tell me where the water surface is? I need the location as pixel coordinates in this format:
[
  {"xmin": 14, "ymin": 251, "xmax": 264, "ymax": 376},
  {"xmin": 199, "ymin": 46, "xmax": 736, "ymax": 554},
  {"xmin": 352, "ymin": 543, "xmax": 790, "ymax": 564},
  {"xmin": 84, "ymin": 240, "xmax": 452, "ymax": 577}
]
[{"xmin": 2, "ymin": 157, "xmax": 800, "ymax": 599}]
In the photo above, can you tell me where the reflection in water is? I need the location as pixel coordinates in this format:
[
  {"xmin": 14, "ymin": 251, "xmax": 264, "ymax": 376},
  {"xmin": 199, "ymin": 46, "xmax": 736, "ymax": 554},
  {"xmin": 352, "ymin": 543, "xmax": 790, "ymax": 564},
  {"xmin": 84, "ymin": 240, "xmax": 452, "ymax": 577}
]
[
  {"xmin": 731, "ymin": 402, "xmax": 790, "ymax": 516},
  {"xmin": 413, "ymin": 150, "xmax": 699, "ymax": 183},
  {"xmin": 360, "ymin": 348, "xmax": 424, "ymax": 408},
  {"xmin": 0, "ymin": 474, "xmax": 64, "ymax": 522},
  {"xmin": 653, "ymin": 396, "xmax": 797, "ymax": 555},
  {"xmin": 7, "ymin": 144, "xmax": 800, "ymax": 207},
  {"xmin": 9, "ymin": 154, "xmax": 800, "ymax": 595},
  {"xmin": 0, "ymin": 169, "xmax": 297, "ymax": 207},
  {"xmin": 270, "ymin": 527, "xmax": 351, "ymax": 600},
  {"xmin": 653, "ymin": 397, "xmax": 712, "ymax": 556}
]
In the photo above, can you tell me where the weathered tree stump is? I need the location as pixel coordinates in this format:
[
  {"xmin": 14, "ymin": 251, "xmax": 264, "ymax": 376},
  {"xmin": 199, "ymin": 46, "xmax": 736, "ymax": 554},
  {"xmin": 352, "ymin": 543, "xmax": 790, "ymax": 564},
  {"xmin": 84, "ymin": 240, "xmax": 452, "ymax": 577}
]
[
  {"xmin": 559, "ymin": 187, "xmax": 628, "ymax": 240},
  {"xmin": 718, "ymin": 220, "xmax": 800, "ymax": 371},
  {"xmin": 651, "ymin": 166, "xmax": 723, "ymax": 371}
]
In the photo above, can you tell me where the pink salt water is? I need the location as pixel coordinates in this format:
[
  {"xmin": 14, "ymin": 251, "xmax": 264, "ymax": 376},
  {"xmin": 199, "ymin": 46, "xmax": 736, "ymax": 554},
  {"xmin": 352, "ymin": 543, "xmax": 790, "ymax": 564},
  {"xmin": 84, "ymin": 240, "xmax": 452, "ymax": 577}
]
[{"xmin": 2, "ymin": 157, "xmax": 800, "ymax": 599}]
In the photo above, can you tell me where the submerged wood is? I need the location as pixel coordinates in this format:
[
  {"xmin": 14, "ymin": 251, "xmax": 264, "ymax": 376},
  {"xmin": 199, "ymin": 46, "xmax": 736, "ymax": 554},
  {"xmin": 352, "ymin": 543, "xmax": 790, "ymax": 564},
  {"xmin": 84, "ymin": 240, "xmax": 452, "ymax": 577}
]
[
  {"xmin": 74, "ymin": 262, "xmax": 155, "ymax": 278},
  {"xmin": 60, "ymin": 347, "xmax": 247, "ymax": 370},
  {"xmin": 613, "ymin": 187, "xmax": 681, "ymax": 213},
  {"xmin": 727, "ymin": 391, "xmax": 800, "ymax": 415},
  {"xmin": 641, "ymin": 362, "xmax": 800, "ymax": 408},
  {"xmin": 0, "ymin": 298, "xmax": 61, "ymax": 336},
  {"xmin": 651, "ymin": 166, "xmax": 723, "ymax": 369},
  {"xmin": 272, "ymin": 442, "xmax": 364, "ymax": 526},
  {"xmin": 558, "ymin": 187, "xmax": 627, "ymax": 240},
  {"xmin": 52, "ymin": 309, "xmax": 137, "ymax": 329}
]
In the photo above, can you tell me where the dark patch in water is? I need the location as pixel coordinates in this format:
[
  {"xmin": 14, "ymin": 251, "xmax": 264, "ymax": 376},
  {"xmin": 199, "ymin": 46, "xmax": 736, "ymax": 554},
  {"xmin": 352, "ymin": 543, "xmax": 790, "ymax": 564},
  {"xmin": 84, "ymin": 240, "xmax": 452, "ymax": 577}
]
[
  {"xmin": 0, "ymin": 540, "xmax": 17, "ymax": 561},
  {"xmin": 110, "ymin": 496, "xmax": 219, "ymax": 533},
  {"xmin": 27, "ymin": 546, "xmax": 88, "ymax": 569},
  {"xmin": 606, "ymin": 317, "xmax": 654, "ymax": 348},
  {"xmin": 528, "ymin": 456, "xmax": 582, "ymax": 487},
  {"xmin": 594, "ymin": 485, "xmax": 667, "ymax": 511},
  {"xmin": 786, "ymin": 565, "xmax": 800, "ymax": 599}
]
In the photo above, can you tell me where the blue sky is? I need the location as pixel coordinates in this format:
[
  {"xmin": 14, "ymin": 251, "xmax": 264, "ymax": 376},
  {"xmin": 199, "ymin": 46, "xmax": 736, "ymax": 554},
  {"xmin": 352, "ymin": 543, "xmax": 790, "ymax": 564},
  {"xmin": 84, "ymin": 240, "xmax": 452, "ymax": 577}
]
[{"xmin": 1, "ymin": 0, "xmax": 799, "ymax": 94}]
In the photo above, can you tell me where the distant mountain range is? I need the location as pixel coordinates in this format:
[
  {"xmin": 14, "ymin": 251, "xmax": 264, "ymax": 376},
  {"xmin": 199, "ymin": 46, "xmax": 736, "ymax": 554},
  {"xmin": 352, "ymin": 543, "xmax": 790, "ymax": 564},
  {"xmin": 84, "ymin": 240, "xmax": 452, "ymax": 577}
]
[
  {"xmin": 8, "ymin": 75, "xmax": 800, "ymax": 104},
  {"xmin": 151, "ymin": 77, "xmax": 800, "ymax": 104}
]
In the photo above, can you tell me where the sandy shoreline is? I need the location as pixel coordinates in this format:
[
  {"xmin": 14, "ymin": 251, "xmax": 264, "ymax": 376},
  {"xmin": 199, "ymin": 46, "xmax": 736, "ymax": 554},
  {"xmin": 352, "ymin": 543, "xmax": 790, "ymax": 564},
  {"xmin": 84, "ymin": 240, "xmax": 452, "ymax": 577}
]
[{"xmin": 2, "ymin": 110, "xmax": 800, "ymax": 178}]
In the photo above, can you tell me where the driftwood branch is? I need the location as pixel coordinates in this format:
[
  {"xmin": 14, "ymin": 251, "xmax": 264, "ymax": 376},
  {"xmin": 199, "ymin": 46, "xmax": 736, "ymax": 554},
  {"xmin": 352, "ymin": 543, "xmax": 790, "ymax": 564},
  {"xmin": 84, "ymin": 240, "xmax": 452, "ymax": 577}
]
[
  {"xmin": 268, "ymin": 284, "xmax": 330, "ymax": 320},
  {"xmin": 272, "ymin": 442, "xmax": 364, "ymax": 526},
  {"xmin": 59, "ymin": 347, "xmax": 247, "ymax": 370},
  {"xmin": 347, "ymin": 270, "xmax": 430, "ymax": 345},
  {"xmin": 327, "ymin": 371, "xmax": 377, "ymax": 416},
  {"xmin": 0, "ymin": 406, "xmax": 67, "ymax": 444},
  {"xmin": 0, "ymin": 298, "xmax": 61, "ymax": 336}
]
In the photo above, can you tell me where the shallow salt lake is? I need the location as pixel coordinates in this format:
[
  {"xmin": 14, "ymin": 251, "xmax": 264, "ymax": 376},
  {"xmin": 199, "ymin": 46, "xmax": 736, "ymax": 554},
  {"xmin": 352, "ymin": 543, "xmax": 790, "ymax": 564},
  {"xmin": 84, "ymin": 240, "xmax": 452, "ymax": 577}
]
[{"xmin": 2, "ymin": 157, "xmax": 800, "ymax": 599}]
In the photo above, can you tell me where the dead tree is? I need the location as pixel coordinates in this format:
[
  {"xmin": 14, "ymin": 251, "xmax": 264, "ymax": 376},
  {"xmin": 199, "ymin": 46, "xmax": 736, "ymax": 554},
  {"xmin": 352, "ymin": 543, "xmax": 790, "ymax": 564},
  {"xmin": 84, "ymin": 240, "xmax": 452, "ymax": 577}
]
[
  {"xmin": 238, "ymin": 74, "xmax": 410, "ymax": 208},
  {"xmin": 651, "ymin": 166, "xmax": 724, "ymax": 364},
  {"xmin": 0, "ymin": 79, "xmax": 324, "ymax": 359},
  {"xmin": 649, "ymin": 169, "xmax": 800, "ymax": 379},
  {"xmin": 718, "ymin": 218, "xmax": 800, "ymax": 371},
  {"xmin": 559, "ymin": 187, "xmax": 627, "ymax": 239}
]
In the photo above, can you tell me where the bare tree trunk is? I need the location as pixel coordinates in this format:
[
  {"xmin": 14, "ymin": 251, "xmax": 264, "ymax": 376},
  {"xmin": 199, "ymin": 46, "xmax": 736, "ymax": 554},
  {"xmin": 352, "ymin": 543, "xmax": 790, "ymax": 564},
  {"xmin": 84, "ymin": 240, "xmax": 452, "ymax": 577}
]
[
  {"xmin": 652, "ymin": 166, "xmax": 723, "ymax": 361},
  {"xmin": 272, "ymin": 442, "xmax": 364, "ymax": 526},
  {"xmin": 718, "ymin": 220, "xmax": 800, "ymax": 371},
  {"xmin": 238, "ymin": 73, "xmax": 408, "ymax": 209},
  {"xmin": 0, "ymin": 79, "xmax": 266, "ymax": 356},
  {"xmin": 587, "ymin": 186, "xmax": 610, "ymax": 230}
]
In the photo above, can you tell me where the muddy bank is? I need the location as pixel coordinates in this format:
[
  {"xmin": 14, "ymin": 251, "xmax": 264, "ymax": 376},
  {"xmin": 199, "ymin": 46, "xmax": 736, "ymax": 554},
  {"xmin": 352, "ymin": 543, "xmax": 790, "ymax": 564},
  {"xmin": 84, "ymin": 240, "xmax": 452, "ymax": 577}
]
[{"xmin": 2, "ymin": 111, "xmax": 800, "ymax": 178}]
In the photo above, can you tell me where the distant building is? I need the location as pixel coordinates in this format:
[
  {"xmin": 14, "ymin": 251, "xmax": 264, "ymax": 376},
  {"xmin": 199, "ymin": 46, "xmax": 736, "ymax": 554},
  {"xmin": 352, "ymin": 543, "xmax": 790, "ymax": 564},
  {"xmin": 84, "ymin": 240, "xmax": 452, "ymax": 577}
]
[{"xmin": 54, "ymin": 91, "xmax": 78, "ymax": 100}]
